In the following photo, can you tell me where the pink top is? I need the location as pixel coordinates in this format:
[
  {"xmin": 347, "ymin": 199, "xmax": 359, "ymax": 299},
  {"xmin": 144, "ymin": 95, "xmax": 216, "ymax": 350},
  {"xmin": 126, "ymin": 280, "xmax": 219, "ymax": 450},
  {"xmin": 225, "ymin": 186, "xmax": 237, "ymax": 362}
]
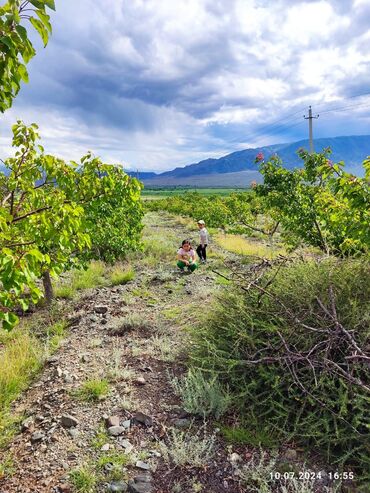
[{"xmin": 177, "ymin": 247, "xmax": 195, "ymax": 261}]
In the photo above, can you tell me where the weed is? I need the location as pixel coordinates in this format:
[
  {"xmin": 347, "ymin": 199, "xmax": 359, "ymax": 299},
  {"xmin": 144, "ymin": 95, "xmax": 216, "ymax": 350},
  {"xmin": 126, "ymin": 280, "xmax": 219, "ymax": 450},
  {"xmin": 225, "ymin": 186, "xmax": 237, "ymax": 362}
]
[
  {"xmin": 120, "ymin": 395, "xmax": 137, "ymax": 412},
  {"xmin": 96, "ymin": 452, "xmax": 130, "ymax": 481},
  {"xmin": 150, "ymin": 335, "xmax": 177, "ymax": 361},
  {"xmin": 172, "ymin": 369, "xmax": 231, "ymax": 419},
  {"xmin": 158, "ymin": 426, "xmax": 216, "ymax": 467},
  {"xmin": 107, "ymin": 345, "xmax": 136, "ymax": 383},
  {"xmin": 69, "ymin": 465, "xmax": 97, "ymax": 493},
  {"xmin": 91, "ymin": 424, "xmax": 111, "ymax": 450},
  {"xmin": 45, "ymin": 320, "xmax": 67, "ymax": 354},
  {"xmin": 74, "ymin": 379, "xmax": 110, "ymax": 402}
]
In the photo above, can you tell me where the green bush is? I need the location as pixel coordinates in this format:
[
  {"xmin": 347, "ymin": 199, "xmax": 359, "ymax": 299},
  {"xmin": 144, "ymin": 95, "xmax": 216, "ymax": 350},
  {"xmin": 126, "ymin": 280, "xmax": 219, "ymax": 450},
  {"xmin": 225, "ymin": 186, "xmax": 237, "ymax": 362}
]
[{"xmin": 190, "ymin": 258, "xmax": 370, "ymax": 485}]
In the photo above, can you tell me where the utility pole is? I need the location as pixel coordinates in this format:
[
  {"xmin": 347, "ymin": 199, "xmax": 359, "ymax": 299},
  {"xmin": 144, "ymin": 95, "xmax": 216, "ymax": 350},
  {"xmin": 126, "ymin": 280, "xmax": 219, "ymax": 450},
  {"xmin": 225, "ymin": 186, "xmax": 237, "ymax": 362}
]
[{"xmin": 304, "ymin": 106, "xmax": 319, "ymax": 153}]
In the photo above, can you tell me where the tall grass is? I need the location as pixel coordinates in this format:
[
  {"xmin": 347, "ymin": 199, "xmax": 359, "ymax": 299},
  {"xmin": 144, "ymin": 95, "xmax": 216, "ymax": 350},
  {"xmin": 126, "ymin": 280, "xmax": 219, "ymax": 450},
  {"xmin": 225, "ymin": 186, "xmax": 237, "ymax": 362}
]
[
  {"xmin": 214, "ymin": 233, "xmax": 285, "ymax": 258},
  {"xmin": 0, "ymin": 330, "xmax": 43, "ymax": 410}
]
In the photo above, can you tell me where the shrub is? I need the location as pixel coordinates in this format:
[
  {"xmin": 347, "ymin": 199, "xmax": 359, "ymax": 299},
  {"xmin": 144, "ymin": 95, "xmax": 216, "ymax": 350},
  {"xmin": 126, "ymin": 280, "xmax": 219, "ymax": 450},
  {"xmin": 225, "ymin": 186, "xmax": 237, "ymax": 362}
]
[
  {"xmin": 190, "ymin": 258, "xmax": 370, "ymax": 484},
  {"xmin": 172, "ymin": 368, "xmax": 231, "ymax": 419}
]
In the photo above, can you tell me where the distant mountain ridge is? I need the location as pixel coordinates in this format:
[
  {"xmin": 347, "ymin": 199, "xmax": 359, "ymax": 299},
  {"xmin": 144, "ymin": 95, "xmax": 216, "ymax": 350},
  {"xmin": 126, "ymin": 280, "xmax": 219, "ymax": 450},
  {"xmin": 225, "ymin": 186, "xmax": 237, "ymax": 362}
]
[{"xmin": 129, "ymin": 135, "xmax": 369, "ymax": 187}]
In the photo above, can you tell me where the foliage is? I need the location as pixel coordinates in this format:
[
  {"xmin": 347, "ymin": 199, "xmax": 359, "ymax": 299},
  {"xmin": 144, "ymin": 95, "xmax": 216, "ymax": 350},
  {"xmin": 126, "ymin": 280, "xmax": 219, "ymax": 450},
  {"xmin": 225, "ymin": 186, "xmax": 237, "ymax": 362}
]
[
  {"xmin": 145, "ymin": 190, "xmax": 272, "ymax": 233},
  {"xmin": 190, "ymin": 258, "xmax": 370, "ymax": 483},
  {"xmin": 257, "ymin": 150, "xmax": 370, "ymax": 255},
  {"xmin": 0, "ymin": 122, "xmax": 142, "ymax": 329},
  {"xmin": 0, "ymin": 0, "xmax": 56, "ymax": 112},
  {"xmin": 172, "ymin": 368, "xmax": 231, "ymax": 419}
]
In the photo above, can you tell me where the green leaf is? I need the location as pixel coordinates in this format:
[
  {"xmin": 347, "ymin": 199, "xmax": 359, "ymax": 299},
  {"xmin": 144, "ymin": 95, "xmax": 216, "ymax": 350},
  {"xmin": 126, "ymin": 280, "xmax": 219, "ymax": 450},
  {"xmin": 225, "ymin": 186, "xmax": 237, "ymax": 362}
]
[{"xmin": 30, "ymin": 17, "xmax": 49, "ymax": 46}]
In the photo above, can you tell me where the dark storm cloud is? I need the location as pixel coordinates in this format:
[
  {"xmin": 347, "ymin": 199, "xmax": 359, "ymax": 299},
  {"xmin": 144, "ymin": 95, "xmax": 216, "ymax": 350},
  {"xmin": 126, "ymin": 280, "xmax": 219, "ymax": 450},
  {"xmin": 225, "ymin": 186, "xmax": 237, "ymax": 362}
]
[{"xmin": 2, "ymin": 0, "xmax": 369, "ymax": 171}]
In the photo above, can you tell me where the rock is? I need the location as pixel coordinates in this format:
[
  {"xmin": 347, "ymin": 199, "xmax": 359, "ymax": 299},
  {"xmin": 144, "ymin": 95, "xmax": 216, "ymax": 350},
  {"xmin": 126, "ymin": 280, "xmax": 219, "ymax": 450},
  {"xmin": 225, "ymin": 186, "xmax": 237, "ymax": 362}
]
[
  {"xmin": 172, "ymin": 418, "xmax": 191, "ymax": 429},
  {"xmin": 122, "ymin": 419, "xmax": 131, "ymax": 429},
  {"xmin": 108, "ymin": 425, "xmax": 125, "ymax": 436},
  {"xmin": 61, "ymin": 414, "xmax": 79, "ymax": 429},
  {"xmin": 230, "ymin": 453, "xmax": 242, "ymax": 463},
  {"xmin": 31, "ymin": 431, "xmax": 44, "ymax": 443},
  {"xmin": 283, "ymin": 449, "xmax": 298, "ymax": 461},
  {"xmin": 133, "ymin": 474, "xmax": 152, "ymax": 484},
  {"xmin": 22, "ymin": 416, "xmax": 34, "ymax": 432},
  {"xmin": 134, "ymin": 377, "xmax": 146, "ymax": 386},
  {"xmin": 101, "ymin": 443, "xmax": 111, "ymax": 451},
  {"xmin": 57, "ymin": 367, "xmax": 63, "ymax": 377},
  {"xmin": 133, "ymin": 412, "xmax": 153, "ymax": 427},
  {"xmin": 80, "ymin": 354, "xmax": 90, "ymax": 363},
  {"xmin": 171, "ymin": 407, "xmax": 190, "ymax": 419},
  {"xmin": 95, "ymin": 305, "xmax": 108, "ymax": 314},
  {"xmin": 128, "ymin": 481, "xmax": 152, "ymax": 493},
  {"xmin": 106, "ymin": 415, "xmax": 120, "ymax": 428},
  {"xmin": 58, "ymin": 484, "xmax": 72, "ymax": 493},
  {"xmin": 120, "ymin": 439, "xmax": 133, "ymax": 453},
  {"xmin": 68, "ymin": 428, "xmax": 79, "ymax": 439},
  {"xmin": 107, "ymin": 481, "xmax": 128, "ymax": 492},
  {"xmin": 64, "ymin": 375, "xmax": 74, "ymax": 384},
  {"xmin": 135, "ymin": 461, "xmax": 151, "ymax": 471}
]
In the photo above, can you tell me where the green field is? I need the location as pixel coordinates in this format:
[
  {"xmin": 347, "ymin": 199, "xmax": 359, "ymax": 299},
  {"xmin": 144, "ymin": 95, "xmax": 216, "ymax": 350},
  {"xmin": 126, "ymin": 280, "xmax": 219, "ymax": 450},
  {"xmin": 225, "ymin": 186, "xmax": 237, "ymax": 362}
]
[{"xmin": 142, "ymin": 187, "xmax": 247, "ymax": 198}]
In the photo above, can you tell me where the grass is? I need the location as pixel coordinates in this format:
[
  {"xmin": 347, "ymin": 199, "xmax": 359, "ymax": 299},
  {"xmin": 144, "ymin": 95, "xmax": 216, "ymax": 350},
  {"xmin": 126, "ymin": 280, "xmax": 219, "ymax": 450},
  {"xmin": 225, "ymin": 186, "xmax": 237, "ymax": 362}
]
[
  {"xmin": 74, "ymin": 379, "xmax": 110, "ymax": 402},
  {"xmin": 220, "ymin": 423, "xmax": 279, "ymax": 448},
  {"xmin": 91, "ymin": 424, "xmax": 111, "ymax": 450},
  {"xmin": 109, "ymin": 265, "xmax": 135, "ymax": 286},
  {"xmin": 55, "ymin": 261, "xmax": 107, "ymax": 298},
  {"xmin": 54, "ymin": 261, "xmax": 135, "ymax": 299},
  {"xmin": 0, "ymin": 329, "xmax": 43, "ymax": 411},
  {"xmin": 69, "ymin": 465, "xmax": 97, "ymax": 493},
  {"xmin": 0, "ymin": 453, "xmax": 14, "ymax": 480},
  {"xmin": 96, "ymin": 451, "xmax": 130, "ymax": 481},
  {"xmin": 172, "ymin": 369, "xmax": 231, "ymax": 419},
  {"xmin": 214, "ymin": 233, "xmax": 285, "ymax": 258}
]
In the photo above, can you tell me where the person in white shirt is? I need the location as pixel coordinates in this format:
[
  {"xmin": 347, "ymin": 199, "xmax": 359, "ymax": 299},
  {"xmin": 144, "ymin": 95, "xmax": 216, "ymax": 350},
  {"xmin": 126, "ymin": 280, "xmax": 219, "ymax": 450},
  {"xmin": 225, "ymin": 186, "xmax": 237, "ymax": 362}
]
[{"xmin": 196, "ymin": 220, "xmax": 208, "ymax": 263}]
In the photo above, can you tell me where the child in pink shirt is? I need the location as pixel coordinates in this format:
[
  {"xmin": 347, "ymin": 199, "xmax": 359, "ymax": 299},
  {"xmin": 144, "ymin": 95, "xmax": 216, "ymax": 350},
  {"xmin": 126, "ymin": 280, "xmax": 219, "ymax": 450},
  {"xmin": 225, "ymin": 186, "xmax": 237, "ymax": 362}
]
[{"xmin": 177, "ymin": 239, "xmax": 198, "ymax": 273}]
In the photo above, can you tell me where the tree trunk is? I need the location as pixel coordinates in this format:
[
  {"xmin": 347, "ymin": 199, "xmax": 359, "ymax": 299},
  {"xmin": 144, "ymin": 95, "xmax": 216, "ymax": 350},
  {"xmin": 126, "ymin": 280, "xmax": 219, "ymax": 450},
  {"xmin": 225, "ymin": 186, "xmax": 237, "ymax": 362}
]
[{"xmin": 42, "ymin": 270, "xmax": 54, "ymax": 305}]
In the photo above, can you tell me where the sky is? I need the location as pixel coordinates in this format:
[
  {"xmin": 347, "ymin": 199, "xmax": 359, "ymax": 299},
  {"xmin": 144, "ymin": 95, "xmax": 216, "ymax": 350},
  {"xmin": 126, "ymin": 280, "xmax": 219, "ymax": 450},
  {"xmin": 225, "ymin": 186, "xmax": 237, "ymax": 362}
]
[{"xmin": 1, "ymin": 0, "xmax": 370, "ymax": 172}]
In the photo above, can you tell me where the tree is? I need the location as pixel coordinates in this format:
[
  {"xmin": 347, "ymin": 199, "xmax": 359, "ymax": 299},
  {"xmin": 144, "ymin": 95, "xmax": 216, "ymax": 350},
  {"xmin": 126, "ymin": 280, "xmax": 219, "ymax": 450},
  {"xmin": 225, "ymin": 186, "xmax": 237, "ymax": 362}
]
[
  {"xmin": 0, "ymin": 0, "xmax": 55, "ymax": 112},
  {"xmin": 0, "ymin": 121, "xmax": 143, "ymax": 329},
  {"xmin": 257, "ymin": 150, "xmax": 370, "ymax": 255}
]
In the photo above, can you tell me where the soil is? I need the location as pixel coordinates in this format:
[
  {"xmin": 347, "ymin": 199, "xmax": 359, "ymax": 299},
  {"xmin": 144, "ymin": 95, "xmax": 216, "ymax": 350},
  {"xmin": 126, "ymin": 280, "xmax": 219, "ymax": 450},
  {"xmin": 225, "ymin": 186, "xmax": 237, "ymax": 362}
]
[{"xmin": 0, "ymin": 213, "xmax": 246, "ymax": 493}]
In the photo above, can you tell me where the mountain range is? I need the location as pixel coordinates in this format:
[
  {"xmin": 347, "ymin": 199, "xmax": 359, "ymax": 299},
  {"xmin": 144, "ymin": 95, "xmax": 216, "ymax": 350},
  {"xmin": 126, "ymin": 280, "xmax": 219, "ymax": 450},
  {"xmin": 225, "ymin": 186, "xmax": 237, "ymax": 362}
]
[{"xmin": 129, "ymin": 135, "xmax": 370, "ymax": 187}]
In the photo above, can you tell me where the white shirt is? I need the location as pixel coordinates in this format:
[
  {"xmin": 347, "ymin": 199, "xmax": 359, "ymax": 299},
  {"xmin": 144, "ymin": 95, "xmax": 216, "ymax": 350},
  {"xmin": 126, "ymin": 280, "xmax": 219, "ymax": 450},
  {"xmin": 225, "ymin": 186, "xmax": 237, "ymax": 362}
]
[{"xmin": 199, "ymin": 227, "xmax": 209, "ymax": 245}]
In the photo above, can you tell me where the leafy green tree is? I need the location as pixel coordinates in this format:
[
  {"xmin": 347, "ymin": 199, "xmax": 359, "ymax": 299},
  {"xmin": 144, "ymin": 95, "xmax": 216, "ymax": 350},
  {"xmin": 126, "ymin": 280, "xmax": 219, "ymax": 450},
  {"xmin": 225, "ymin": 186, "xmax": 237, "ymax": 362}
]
[
  {"xmin": 0, "ymin": 122, "xmax": 143, "ymax": 329},
  {"xmin": 0, "ymin": 0, "xmax": 55, "ymax": 112},
  {"xmin": 257, "ymin": 150, "xmax": 370, "ymax": 255}
]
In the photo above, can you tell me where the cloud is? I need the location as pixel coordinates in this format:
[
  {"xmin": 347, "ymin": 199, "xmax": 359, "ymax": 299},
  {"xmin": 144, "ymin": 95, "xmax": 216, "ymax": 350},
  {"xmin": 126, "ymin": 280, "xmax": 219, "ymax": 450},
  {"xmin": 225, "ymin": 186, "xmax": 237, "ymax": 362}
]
[{"xmin": 0, "ymin": 0, "xmax": 369, "ymax": 171}]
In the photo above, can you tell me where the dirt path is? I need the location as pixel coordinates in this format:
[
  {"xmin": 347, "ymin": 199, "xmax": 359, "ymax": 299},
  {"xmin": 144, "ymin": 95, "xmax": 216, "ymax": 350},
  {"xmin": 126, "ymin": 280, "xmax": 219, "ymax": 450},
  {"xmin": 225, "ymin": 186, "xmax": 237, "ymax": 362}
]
[{"xmin": 0, "ymin": 212, "xmax": 243, "ymax": 493}]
